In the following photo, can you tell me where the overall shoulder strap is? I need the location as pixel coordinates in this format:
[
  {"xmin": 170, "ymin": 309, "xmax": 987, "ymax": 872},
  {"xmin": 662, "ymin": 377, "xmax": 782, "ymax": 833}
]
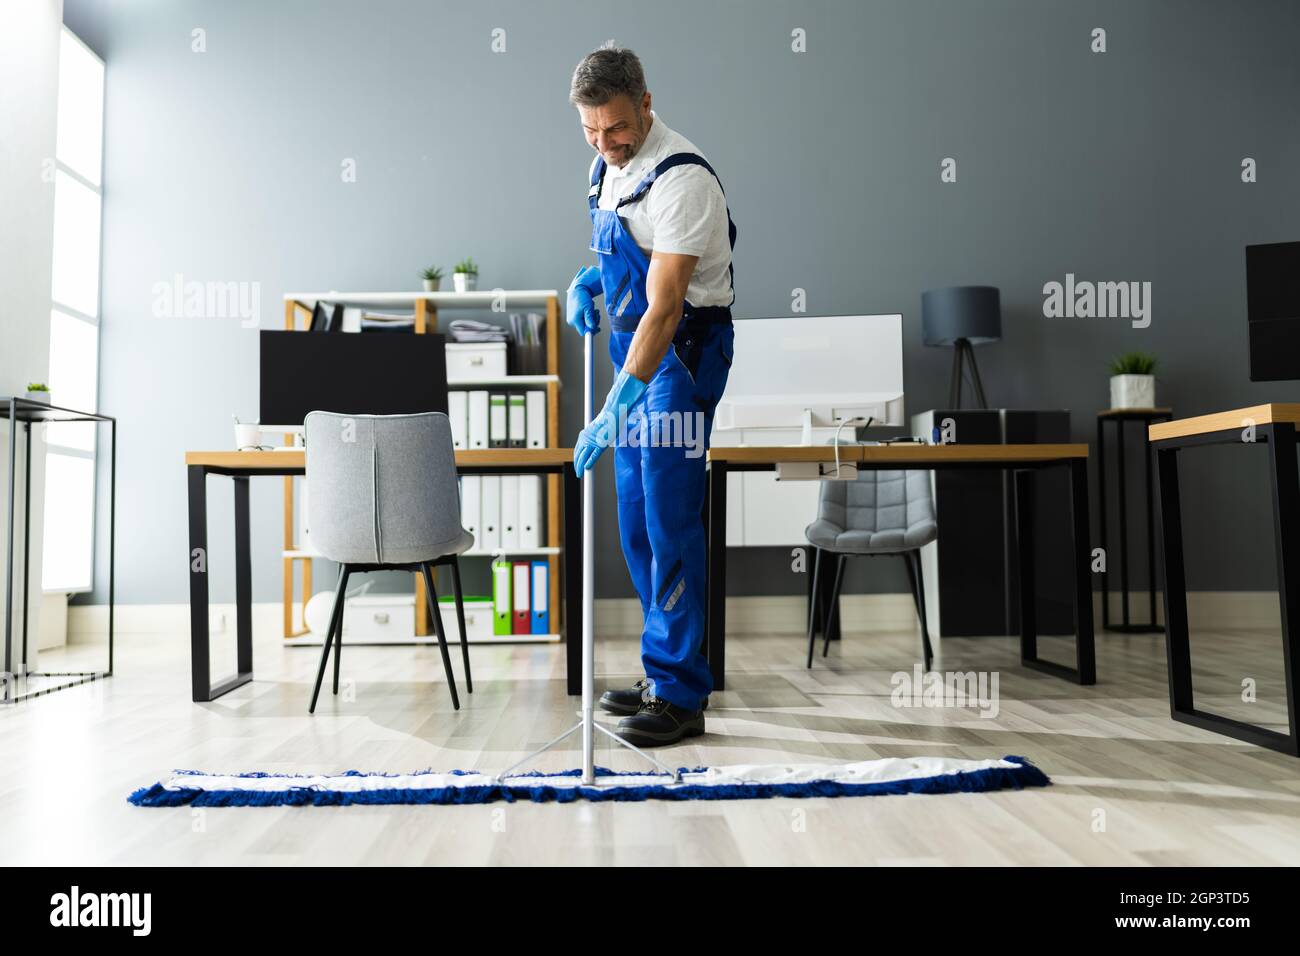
[{"xmin": 587, "ymin": 155, "xmax": 607, "ymax": 211}]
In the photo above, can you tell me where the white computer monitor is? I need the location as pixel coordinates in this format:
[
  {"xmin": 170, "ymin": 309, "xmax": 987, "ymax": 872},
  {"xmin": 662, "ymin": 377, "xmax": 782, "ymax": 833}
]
[{"xmin": 714, "ymin": 313, "xmax": 904, "ymax": 440}]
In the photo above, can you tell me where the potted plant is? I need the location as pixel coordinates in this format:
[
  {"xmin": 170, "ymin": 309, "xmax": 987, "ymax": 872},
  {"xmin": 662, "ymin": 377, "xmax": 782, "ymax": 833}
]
[
  {"xmin": 421, "ymin": 266, "xmax": 443, "ymax": 292},
  {"xmin": 26, "ymin": 383, "xmax": 50, "ymax": 405},
  {"xmin": 452, "ymin": 257, "xmax": 478, "ymax": 293},
  {"xmin": 1109, "ymin": 352, "xmax": 1157, "ymax": 409}
]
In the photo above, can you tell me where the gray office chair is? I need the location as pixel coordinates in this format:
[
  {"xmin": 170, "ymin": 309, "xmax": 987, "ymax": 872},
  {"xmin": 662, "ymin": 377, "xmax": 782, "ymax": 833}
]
[
  {"xmin": 804, "ymin": 467, "xmax": 937, "ymax": 671},
  {"xmin": 303, "ymin": 410, "xmax": 474, "ymax": 714}
]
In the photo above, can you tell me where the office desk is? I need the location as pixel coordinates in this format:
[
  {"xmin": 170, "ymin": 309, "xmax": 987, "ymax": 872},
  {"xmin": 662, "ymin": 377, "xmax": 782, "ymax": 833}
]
[
  {"xmin": 1149, "ymin": 403, "xmax": 1300, "ymax": 755},
  {"xmin": 185, "ymin": 448, "xmax": 579, "ymax": 702},
  {"xmin": 703, "ymin": 443, "xmax": 1096, "ymax": 690}
]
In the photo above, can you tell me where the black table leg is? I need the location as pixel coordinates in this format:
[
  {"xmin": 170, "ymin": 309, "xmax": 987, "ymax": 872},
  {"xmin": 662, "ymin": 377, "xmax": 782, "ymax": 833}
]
[
  {"xmin": 109, "ymin": 417, "xmax": 116, "ymax": 675},
  {"xmin": 1014, "ymin": 469, "xmax": 1037, "ymax": 665},
  {"xmin": 233, "ymin": 476, "xmax": 253, "ymax": 678},
  {"xmin": 1268, "ymin": 423, "xmax": 1300, "ymax": 747},
  {"xmin": 706, "ymin": 460, "xmax": 727, "ymax": 691},
  {"xmin": 1156, "ymin": 425, "xmax": 1298, "ymax": 754},
  {"xmin": 4, "ymin": 398, "xmax": 15, "ymax": 679},
  {"xmin": 1117, "ymin": 417, "xmax": 1130, "ymax": 628},
  {"xmin": 188, "ymin": 465, "xmax": 211, "ymax": 701},
  {"xmin": 564, "ymin": 465, "xmax": 582, "ymax": 696},
  {"xmin": 1017, "ymin": 460, "xmax": 1096, "ymax": 684},
  {"xmin": 1098, "ymin": 417, "xmax": 1109, "ymax": 630},
  {"xmin": 21, "ymin": 422, "xmax": 31, "ymax": 675}
]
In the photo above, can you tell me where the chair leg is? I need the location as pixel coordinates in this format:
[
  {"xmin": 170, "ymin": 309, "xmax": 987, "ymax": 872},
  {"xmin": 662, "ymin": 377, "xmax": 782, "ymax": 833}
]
[
  {"xmin": 806, "ymin": 546, "xmax": 824, "ymax": 669},
  {"xmin": 449, "ymin": 557, "xmax": 473, "ymax": 694},
  {"xmin": 420, "ymin": 562, "xmax": 460, "ymax": 710},
  {"xmin": 822, "ymin": 554, "xmax": 847, "ymax": 658},
  {"xmin": 309, "ymin": 565, "xmax": 350, "ymax": 714},
  {"xmin": 907, "ymin": 549, "xmax": 934, "ymax": 672}
]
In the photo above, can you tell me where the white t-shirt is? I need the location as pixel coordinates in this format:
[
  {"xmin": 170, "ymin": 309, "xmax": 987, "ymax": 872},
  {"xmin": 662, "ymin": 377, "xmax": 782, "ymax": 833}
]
[{"xmin": 587, "ymin": 111, "xmax": 735, "ymax": 308}]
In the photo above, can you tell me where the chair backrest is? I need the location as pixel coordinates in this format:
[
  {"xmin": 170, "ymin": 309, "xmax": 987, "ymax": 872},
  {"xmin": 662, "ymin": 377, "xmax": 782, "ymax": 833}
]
[
  {"xmin": 304, "ymin": 410, "xmax": 463, "ymax": 565},
  {"xmin": 816, "ymin": 467, "xmax": 936, "ymax": 539}
]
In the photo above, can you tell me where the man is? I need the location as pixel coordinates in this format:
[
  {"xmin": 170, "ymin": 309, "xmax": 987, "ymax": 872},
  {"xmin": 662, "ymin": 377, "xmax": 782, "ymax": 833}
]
[{"xmin": 566, "ymin": 42, "xmax": 737, "ymax": 747}]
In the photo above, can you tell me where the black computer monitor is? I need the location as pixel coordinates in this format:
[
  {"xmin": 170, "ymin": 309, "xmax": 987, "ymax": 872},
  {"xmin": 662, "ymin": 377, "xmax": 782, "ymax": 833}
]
[
  {"xmin": 259, "ymin": 330, "xmax": 449, "ymax": 427},
  {"xmin": 1246, "ymin": 241, "xmax": 1300, "ymax": 382}
]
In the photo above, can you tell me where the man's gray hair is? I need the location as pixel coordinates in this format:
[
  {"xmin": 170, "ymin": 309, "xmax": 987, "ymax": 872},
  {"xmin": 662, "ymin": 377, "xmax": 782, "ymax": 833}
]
[{"xmin": 569, "ymin": 40, "xmax": 647, "ymax": 108}]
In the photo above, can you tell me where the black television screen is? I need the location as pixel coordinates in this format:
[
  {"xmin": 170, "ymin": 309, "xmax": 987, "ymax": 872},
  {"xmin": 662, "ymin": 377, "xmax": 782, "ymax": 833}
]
[
  {"xmin": 1246, "ymin": 241, "xmax": 1300, "ymax": 382},
  {"xmin": 259, "ymin": 330, "xmax": 448, "ymax": 426}
]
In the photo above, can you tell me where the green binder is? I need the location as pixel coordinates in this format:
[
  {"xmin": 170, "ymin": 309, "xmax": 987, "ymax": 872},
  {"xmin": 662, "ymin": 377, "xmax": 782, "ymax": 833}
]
[{"xmin": 492, "ymin": 557, "xmax": 512, "ymax": 635}]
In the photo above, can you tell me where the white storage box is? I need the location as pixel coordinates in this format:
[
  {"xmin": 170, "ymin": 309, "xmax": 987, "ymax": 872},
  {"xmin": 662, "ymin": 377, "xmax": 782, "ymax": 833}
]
[
  {"xmin": 334, "ymin": 593, "xmax": 495, "ymax": 643},
  {"xmin": 446, "ymin": 342, "xmax": 507, "ymax": 381}
]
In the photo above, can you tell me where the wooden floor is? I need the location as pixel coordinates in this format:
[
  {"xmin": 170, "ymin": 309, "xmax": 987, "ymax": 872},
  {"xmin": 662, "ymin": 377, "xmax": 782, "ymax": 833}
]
[{"xmin": 2, "ymin": 614, "xmax": 1299, "ymax": 866}]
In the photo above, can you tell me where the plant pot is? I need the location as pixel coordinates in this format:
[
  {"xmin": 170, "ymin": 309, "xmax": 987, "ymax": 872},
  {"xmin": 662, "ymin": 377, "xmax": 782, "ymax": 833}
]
[
  {"xmin": 26, "ymin": 391, "xmax": 50, "ymax": 405},
  {"xmin": 1110, "ymin": 374, "xmax": 1155, "ymax": 410},
  {"xmin": 422, "ymin": 278, "xmax": 440, "ymax": 292},
  {"xmin": 453, "ymin": 273, "xmax": 477, "ymax": 293}
]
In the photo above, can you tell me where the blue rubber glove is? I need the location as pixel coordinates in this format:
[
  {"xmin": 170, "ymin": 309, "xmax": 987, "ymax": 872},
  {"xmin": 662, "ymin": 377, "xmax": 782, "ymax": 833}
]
[
  {"xmin": 574, "ymin": 368, "xmax": 648, "ymax": 475},
  {"xmin": 566, "ymin": 266, "xmax": 603, "ymax": 335}
]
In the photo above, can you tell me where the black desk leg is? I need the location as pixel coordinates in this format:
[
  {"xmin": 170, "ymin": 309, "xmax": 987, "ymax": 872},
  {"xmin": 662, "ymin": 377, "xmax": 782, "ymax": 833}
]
[
  {"xmin": 1144, "ymin": 421, "xmax": 1159, "ymax": 629},
  {"xmin": 187, "ymin": 465, "xmax": 211, "ymax": 701},
  {"xmin": 706, "ymin": 460, "xmax": 727, "ymax": 692},
  {"xmin": 21, "ymin": 422, "xmax": 31, "ymax": 674},
  {"xmin": 1268, "ymin": 425, "xmax": 1300, "ymax": 746},
  {"xmin": 1157, "ymin": 429, "xmax": 1299, "ymax": 754},
  {"xmin": 1155, "ymin": 445, "xmax": 1193, "ymax": 716},
  {"xmin": 1014, "ymin": 469, "xmax": 1037, "ymax": 664},
  {"xmin": 4, "ymin": 398, "xmax": 15, "ymax": 679},
  {"xmin": 233, "ymin": 476, "xmax": 253, "ymax": 677},
  {"xmin": 1015, "ymin": 461, "xmax": 1096, "ymax": 684},
  {"xmin": 564, "ymin": 466, "xmax": 582, "ymax": 696},
  {"xmin": 1097, "ymin": 417, "xmax": 1108, "ymax": 630},
  {"xmin": 1116, "ymin": 418, "xmax": 1130, "ymax": 627},
  {"xmin": 109, "ymin": 418, "xmax": 116, "ymax": 675}
]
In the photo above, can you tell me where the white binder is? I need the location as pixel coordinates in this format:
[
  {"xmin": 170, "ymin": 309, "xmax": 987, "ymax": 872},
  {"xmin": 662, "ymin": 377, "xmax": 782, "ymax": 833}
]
[
  {"xmin": 526, "ymin": 391, "xmax": 546, "ymax": 449},
  {"xmin": 508, "ymin": 393, "xmax": 526, "ymax": 447},
  {"xmin": 447, "ymin": 391, "xmax": 468, "ymax": 449},
  {"xmin": 467, "ymin": 390, "xmax": 489, "ymax": 450},
  {"xmin": 501, "ymin": 475, "xmax": 520, "ymax": 549},
  {"xmin": 459, "ymin": 475, "xmax": 481, "ymax": 548},
  {"xmin": 520, "ymin": 475, "xmax": 541, "ymax": 548},
  {"xmin": 481, "ymin": 475, "xmax": 502, "ymax": 551},
  {"xmin": 489, "ymin": 392, "xmax": 507, "ymax": 448}
]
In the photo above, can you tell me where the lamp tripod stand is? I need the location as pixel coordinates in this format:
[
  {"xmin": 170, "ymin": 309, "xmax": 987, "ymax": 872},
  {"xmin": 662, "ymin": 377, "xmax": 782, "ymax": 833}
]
[
  {"xmin": 947, "ymin": 338, "xmax": 989, "ymax": 410},
  {"xmin": 493, "ymin": 330, "xmax": 680, "ymax": 786}
]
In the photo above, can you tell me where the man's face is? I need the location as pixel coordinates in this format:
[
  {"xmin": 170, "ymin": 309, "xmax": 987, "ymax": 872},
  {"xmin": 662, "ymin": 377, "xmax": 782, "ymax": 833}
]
[{"xmin": 578, "ymin": 92, "xmax": 652, "ymax": 169}]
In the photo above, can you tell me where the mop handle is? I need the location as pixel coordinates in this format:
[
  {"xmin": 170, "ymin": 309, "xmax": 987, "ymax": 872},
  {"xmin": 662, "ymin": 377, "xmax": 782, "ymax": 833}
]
[{"xmin": 581, "ymin": 329, "xmax": 596, "ymax": 782}]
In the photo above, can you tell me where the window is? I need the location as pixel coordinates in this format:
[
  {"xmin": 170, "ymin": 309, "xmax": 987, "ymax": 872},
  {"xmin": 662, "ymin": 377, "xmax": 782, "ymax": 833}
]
[{"xmin": 43, "ymin": 27, "xmax": 104, "ymax": 593}]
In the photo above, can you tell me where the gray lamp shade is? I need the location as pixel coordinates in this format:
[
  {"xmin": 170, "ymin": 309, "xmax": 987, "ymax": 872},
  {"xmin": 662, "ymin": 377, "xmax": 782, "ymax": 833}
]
[{"xmin": 921, "ymin": 286, "xmax": 1002, "ymax": 346}]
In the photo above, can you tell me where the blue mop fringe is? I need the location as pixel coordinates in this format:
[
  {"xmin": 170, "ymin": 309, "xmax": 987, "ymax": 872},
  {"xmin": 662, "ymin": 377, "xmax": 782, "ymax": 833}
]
[{"xmin": 127, "ymin": 756, "xmax": 1049, "ymax": 807}]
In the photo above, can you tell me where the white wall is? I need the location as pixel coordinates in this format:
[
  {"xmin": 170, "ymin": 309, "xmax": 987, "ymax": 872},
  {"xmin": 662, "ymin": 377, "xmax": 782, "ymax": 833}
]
[{"xmin": 0, "ymin": 0, "xmax": 63, "ymax": 673}]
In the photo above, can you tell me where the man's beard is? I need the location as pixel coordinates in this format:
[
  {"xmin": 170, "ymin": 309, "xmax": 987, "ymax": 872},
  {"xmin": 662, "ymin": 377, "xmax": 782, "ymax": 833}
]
[{"xmin": 610, "ymin": 114, "xmax": 647, "ymax": 166}]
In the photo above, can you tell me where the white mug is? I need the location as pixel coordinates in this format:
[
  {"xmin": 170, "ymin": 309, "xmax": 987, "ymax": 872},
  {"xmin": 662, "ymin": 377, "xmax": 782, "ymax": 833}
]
[{"xmin": 235, "ymin": 423, "xmax": 264, "ymax": 450}]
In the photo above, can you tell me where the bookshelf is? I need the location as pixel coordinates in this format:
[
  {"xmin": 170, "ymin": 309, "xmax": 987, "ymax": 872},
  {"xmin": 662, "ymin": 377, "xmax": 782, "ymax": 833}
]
[{"xmin": 280, "ymin": 289, "xmax": 563, "ymax": 643}]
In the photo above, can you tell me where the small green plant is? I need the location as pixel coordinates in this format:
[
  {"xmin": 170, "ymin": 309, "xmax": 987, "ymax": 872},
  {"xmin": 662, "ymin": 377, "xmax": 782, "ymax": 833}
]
[
  {"xmin": 1109, "ymin": 352, "xmax": 1157, "ymax": 376},
  {"xmin": 453, "ymin": 257, "xmax": 478, "ymax": 276},
  {"xmin": 421, "ymin": 265, "xmax": 443, "ymax": 281},
  {"xmin": 26, "ymin": 383, "xmax": 49, "ymax": 392}
]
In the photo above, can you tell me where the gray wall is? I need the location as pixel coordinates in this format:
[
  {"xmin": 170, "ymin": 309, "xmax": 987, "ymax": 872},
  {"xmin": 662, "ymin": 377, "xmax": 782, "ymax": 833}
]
[{"xmin": 63, "ymin": 0, "xmax": 1300, "ymax": 608}]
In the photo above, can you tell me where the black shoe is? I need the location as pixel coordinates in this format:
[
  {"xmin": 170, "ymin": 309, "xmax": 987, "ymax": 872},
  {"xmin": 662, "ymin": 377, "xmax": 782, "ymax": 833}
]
[
  {"xmin": 600, "ymin": 678, "xmax": 710, "ymax": 715},
  {"xmin": 615, "ymin": 696, "xmax": 705, "ymax": 747},
  {"xmin": 599, "ymin": 677, "xmax": 651, "ymax": 715}
]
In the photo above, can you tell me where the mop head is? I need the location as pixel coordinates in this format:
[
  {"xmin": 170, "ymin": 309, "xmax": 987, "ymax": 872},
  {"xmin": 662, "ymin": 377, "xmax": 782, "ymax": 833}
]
[{"xmin": 128, "ymin": 755, "xmax": 1048, "ymax": 806}]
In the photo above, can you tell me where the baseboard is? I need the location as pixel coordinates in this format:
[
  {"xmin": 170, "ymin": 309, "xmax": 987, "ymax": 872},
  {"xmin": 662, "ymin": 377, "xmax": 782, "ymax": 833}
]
[{"xmin": 66, "ymin": 591, "xmax": 1286, "ymax": 641}]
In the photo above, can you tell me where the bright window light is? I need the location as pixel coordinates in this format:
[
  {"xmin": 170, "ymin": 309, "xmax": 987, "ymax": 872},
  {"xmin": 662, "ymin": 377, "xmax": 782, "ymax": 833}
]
[
  {"xmin": 50, "ymin": 169, "xmax": 101, "ymax": 318},
  {"xmin": 56, "ymin": 28, "xmax": 104, "ymax": 186},
  {"xmin": 41, "ymin": 452, "xmax": 95, "ymax": 592},
  {"xmin": 45, "ymin": 309, "xmax": 99, "ymax": 452}
]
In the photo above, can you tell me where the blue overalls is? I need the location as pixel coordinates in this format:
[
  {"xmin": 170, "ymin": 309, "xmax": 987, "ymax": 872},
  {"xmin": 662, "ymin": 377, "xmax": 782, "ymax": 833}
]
[{"xmin": 588, "ymin": 151, "xmax": 737, "ymax": 710}]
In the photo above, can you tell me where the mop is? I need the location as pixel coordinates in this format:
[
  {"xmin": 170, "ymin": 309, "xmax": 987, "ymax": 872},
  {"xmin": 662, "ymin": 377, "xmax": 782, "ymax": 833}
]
[{"xmin": 129, "ymin": 331, "xmax": 1050, "ymax": 807}]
